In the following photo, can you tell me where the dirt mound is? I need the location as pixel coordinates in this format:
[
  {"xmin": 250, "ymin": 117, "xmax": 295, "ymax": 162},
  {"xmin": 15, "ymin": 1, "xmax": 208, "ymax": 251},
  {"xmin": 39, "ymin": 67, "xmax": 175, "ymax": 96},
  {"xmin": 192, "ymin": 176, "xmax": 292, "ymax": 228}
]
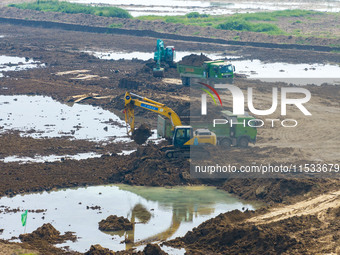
[
  {"xmin": 118, "ymin": 77, "xmax": 143, "ymax": 89},
  {"xmin": 98, "ymin": 215, "xmax": 133, "ymax": 231},
  {"xmin": 222, "ymin": 178, "xmax": 316, "ymax": 203},
  {"xmin": 178, "ymin": 54, "xmax": 211, "ymax": 66},
  {"xmin": 107, "ymin": 143, "xmax": 193, "ymax": 186},
  {"xmin": 167, "ymin": 210, "xmax": 320, "ymax": 254},
  {"xmin": 143, "ymin": 243, "xmax": 167, "ymax": 255},
  {"xmin": 19, "ymin": 223, "xmax": 76, "ymax": 244},
  {"xmin": 132, "ymin": 123, "xmax": 152, "ymax": 145},
  {"xmin": 85, "ymin": 244, "xmax": 115, "ymax": 255}
]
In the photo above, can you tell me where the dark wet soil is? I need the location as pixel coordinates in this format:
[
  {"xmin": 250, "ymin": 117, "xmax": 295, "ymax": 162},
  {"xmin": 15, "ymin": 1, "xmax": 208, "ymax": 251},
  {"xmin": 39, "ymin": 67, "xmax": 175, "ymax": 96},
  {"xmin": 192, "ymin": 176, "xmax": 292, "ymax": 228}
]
[
  {"xmin": 98, "ymin": 215, "xmax": 133, "ymax": 231},
  {"xmin": 178, "ymin": 54, "xmax": 211, "ymax": 66},
  {"xmin": 0, "ymin": 6, "xmax": 339, "ymax": 255},
  {"xmin": 131, "ymin": 123, "xmax": 152, "ymax": 145}
]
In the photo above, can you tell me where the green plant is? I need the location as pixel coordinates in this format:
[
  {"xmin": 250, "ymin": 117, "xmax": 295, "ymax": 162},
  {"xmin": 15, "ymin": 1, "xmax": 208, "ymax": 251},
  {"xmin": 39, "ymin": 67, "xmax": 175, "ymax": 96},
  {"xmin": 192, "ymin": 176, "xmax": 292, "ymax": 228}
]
[
  {"xmin": 186, "ymin": 12, "xmax": 209, "ymax": 18},
  {"xmin": 9, "ymin": 0, "xmax": 132, "ymax": 19}
]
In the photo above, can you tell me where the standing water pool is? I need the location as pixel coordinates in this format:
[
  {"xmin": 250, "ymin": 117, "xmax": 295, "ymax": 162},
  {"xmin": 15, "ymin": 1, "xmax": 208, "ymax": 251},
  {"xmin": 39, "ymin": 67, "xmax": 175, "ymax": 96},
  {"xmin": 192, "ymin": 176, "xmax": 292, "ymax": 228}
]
[{"xmin": 0, "ymin": 185, "xmax": 258, "ymax": 253}]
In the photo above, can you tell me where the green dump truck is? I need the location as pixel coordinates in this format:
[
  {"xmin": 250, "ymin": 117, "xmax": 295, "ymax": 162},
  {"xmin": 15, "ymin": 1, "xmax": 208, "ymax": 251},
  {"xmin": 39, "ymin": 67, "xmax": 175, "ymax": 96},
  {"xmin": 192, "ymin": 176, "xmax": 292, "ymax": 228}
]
[
  {"xmin": 209, "ymin": 110, "xmax": 257, "ymax": 148},
  {"xmin": 157, "ymin": 110, "xmax": 257, "ymax": 148},
  {"xmin": 178, "ymin": 60, "xmax": 235, "ymax": 86}
]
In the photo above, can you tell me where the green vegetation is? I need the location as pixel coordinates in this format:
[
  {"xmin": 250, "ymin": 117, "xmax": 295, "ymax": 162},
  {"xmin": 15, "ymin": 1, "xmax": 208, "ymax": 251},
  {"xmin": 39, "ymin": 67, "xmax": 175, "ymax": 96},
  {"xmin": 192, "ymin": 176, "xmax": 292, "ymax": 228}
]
[
  {"xmin": 9, "ymin": 0, "xmax": 132, "ymax": 19},
  {"xmin": 217, "ymin": 20, "xmax": 281, "ymax": 34},
  {"xmin": 138, "ymin": 10, "xmax": 323, "ymax": 35}
]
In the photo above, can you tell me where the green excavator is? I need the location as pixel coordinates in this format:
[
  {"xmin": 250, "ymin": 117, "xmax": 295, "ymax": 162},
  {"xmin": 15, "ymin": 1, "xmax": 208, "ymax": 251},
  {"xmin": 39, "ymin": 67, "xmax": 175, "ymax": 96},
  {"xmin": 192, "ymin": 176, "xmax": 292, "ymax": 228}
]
[{"xmin": 153, "ymin": 39, "xmax": 176, "ymax": 77}]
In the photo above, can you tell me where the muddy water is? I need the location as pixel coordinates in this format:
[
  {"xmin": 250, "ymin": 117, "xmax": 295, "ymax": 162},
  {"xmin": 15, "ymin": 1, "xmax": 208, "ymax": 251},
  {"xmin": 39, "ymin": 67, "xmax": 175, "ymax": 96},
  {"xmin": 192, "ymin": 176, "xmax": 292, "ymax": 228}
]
[
  {"xmin": 0, "ymin": 56, "xmax": 45, "ymax": 78},
  {"xmin": 0, "ymin": 95, "xmax": 130, "ymax": 141},
  {"xmin": 70, "ymin": 0, "xmax": 340, "ymax": 16},
  {"xmin": 0, "ymin": 185, "xmax": 257, "ymax": 253}
]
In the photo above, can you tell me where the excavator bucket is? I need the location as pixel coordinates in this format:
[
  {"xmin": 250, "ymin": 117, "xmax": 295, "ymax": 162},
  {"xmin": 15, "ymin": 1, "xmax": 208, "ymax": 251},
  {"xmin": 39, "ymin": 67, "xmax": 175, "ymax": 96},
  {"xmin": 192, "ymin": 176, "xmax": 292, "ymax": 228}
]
[{"xmin": 153, "ymin": 67, "xmax": 164, "ymax": 77}]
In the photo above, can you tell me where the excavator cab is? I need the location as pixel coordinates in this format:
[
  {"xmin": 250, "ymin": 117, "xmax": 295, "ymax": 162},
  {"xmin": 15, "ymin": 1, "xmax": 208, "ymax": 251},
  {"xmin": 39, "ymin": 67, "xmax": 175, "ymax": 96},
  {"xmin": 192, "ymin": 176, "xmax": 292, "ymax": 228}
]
[
  {"xmin": 173, "ymin": 126, "xmax": 193, "ymax": 147},
  {"xmin": 173, "ymin": 126, "xmax": 217, "ymax": 148}
]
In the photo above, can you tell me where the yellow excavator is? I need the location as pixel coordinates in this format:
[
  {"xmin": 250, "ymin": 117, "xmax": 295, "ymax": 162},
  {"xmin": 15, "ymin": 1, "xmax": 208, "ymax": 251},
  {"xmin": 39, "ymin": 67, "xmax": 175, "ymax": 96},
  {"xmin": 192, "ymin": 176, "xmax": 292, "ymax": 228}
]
[{"xmin": 124, "ymin": 92, "xmax": 217, "ymax": 158}]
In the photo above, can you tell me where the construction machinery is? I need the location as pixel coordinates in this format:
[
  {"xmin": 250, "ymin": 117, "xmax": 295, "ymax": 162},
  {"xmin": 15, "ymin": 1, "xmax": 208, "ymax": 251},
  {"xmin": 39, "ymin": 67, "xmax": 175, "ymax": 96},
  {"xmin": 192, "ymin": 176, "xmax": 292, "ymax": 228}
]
[
  {"xmin": 153, "ymin": 39, "xmax": 176, "ymax": 77},
  {"xmin": 158, "ymin": 110, "xmax": 257, "ymax": 148},
  {"xmin": 124, "ymin": 92, "xmax": 216, "ymax": 158},
  {"xmin": 178, "ymin": 60, "xmax": 235, "ymax": 87}
]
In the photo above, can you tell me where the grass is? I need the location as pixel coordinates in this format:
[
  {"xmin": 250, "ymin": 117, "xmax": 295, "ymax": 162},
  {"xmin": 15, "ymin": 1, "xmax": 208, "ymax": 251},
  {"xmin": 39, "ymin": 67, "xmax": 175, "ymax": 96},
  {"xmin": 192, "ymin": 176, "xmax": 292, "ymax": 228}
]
[
  {"xmin": 138, "ymin": 10, "xmax": 323, "ymax": 35},
  {"xmin": 9, "ymin": 0, "xmax": 132, "ymax": 19}
]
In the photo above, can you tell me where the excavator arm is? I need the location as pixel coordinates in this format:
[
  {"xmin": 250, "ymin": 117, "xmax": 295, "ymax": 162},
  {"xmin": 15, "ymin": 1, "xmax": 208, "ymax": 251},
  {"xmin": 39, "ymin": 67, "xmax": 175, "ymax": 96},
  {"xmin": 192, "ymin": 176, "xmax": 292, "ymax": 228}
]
[{"xmin": 124, "ymin": 92, "xmax": 182, "ymax": 135}]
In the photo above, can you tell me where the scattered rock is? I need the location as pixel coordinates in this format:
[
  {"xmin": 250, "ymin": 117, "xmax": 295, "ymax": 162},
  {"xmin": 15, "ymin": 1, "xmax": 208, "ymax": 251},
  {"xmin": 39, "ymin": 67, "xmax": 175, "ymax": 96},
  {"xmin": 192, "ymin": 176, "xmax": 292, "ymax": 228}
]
[
  {"xmin": 19, "ymin": 223, "xmax": 76, "ymax": 244},
  {"xmin": 143, "ymin": 243, "xmax": 167, "ymax": 255},
  {"xmin": 85, "ymin": 244, "xmax": 115, "ymax": 255},
  {"xmin": 98, "ymin": 215, "xmax": 133, "ymax": 231}
]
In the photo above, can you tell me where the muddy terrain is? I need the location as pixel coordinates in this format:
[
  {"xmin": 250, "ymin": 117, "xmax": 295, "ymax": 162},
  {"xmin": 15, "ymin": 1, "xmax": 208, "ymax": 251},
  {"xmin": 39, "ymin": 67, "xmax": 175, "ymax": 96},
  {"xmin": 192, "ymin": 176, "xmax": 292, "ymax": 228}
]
[{"xmin": 0, "ymin": 5, "xmax": 339, "ymax": 255}]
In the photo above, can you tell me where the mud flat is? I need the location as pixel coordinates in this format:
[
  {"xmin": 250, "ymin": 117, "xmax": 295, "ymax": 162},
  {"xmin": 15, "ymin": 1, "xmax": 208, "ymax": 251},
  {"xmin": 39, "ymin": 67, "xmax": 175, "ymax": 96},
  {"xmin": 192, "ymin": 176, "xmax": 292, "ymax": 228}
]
[{"xmin": 0, "ymin": 4, "xmax": 339, "ymax": 254}]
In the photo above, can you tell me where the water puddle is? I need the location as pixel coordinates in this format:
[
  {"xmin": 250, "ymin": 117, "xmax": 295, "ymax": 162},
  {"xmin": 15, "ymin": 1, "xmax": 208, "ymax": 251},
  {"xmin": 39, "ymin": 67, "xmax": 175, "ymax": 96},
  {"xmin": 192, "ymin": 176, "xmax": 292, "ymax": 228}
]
[
  {"xmin": 0, "ymin": 56, "xmax": 45, "ymax": 78},
  {"xmin": 233, "ymin": 59, "xmax": 340, "ymax": 85},
  {"xmin": 0, "ymin": 184, "xmax": 258, "ymax": 253},
  {"xmin": 0, "ymin": 95, "xmax": 129, "ymax": 141},
  {"xmin": 1, "ymin": 152, "xmax": 102, "ymax": 164},
  {"xmin": 70, "ymin": 0, "xmax": 340, "ymax": 16},
  {"xmin": 117, "ymin": 149, "xmax": 137, "ymax": 156}
]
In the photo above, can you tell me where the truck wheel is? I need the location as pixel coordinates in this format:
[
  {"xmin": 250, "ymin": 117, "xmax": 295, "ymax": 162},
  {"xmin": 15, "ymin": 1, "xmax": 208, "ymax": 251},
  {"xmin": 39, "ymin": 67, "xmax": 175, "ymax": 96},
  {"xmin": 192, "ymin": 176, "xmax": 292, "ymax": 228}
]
[
  {"xmin": 165, "ymin": 151, "xmax": 174, "ymax": 158},
  {"xmin": 238, "ymin": 137, "xmax": 249, "ymax": 148},
  {"xmin": 181, "ymin": 77, "xmax": 190, "ymax": 86},
  {"xmin": 219, "ymin": 138, "xmax": 231, "ymax": 148}
]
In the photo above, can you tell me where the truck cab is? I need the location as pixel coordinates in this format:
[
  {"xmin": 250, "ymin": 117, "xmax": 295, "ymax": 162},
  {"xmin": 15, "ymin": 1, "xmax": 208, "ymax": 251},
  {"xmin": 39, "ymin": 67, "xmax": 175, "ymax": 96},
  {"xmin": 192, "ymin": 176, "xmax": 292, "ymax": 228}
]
[{"xmin": 204, "ymin": 61, "xmax": 235, "ymax": 79}]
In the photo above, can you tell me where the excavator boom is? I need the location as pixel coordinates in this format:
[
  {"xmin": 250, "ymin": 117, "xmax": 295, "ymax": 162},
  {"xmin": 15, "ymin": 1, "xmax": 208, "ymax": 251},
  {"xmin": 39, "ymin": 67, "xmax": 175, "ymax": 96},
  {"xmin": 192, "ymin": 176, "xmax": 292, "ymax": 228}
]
[{"xmin": 124, "ymin": 92, "xmax": 182, "ymax": 135}]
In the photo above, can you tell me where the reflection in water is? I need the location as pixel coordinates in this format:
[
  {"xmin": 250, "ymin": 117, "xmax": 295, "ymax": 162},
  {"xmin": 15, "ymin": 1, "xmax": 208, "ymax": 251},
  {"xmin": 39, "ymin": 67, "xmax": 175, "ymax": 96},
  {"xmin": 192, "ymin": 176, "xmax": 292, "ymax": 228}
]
[
  {"xmin": 103, "ymin": 185, "xmax": 257, "ymax": 250},
  {"xmin": 0, "ymin": 185, "xmax": 257, "ymax": 253}
]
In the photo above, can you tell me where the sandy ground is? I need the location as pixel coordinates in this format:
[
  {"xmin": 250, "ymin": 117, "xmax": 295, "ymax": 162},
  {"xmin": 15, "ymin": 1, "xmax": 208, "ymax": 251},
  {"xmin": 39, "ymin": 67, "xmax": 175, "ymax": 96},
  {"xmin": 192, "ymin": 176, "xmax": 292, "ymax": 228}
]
[{"xmin": 0, "ymin": 241, "xmax": 38, "ymax": 255}]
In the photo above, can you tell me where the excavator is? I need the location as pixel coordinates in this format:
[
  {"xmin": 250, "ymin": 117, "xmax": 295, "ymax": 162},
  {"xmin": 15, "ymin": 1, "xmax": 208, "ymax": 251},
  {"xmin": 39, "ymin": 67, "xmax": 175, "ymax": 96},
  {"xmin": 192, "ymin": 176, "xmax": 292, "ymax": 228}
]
[
  {"xmin": 153, "ymin": 39, "xmax": 176, "ymax": 77},
  {"xmin": 124, "ymin": 92, "xmax": 216, "ymax": 158}
]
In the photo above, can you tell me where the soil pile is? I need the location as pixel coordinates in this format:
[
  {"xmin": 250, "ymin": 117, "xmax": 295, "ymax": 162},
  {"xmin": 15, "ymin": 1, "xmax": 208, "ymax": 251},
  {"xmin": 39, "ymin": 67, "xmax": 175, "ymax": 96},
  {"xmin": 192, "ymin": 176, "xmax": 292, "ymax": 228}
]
[
  {"xmin": 167, "ymin": 210, "xmax": 315, "ymax": 254},
  {"xmin": 19, "ymin": 223, "xmax": 76, "ymax": 244},
  {"xmin": 222, "ymin": 178, "xmax": 317, "ymax": 203},
  {"xmin": 178, "ymin": 54, "xmax": 211, "ymax": 66},
  {"xmin": 85, "ymin": 244, "xmax": 115, "ymax": 255},
  {"xmin": 132, "ymin": 123, "xmax": 152, "ymax": 145},
  {"xmin": 143, "ymin": 243, "xmax": 167, "ymax": 255},
  {"xmin": 98, "ymin": 215, "xmax": 133, "ymax": 231},
  {"xmin": 109, "ymin": 144, "xmax": 193, "ymax": 186},
  {"xmin": 118, "ymin": 77, "xmax": 143, "ymax": 90}
]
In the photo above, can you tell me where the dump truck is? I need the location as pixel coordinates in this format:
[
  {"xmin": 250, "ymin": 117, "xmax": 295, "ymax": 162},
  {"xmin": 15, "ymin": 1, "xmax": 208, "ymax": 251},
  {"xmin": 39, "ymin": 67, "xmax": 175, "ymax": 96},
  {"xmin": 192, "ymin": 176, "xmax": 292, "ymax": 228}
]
[
  {"xmin": 178, "ymin": 60, "xmax": 235, "ymax": 87},
  {"xmin": 158, "ymin": 110, "xmax": 257, "ymax": 148}
]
